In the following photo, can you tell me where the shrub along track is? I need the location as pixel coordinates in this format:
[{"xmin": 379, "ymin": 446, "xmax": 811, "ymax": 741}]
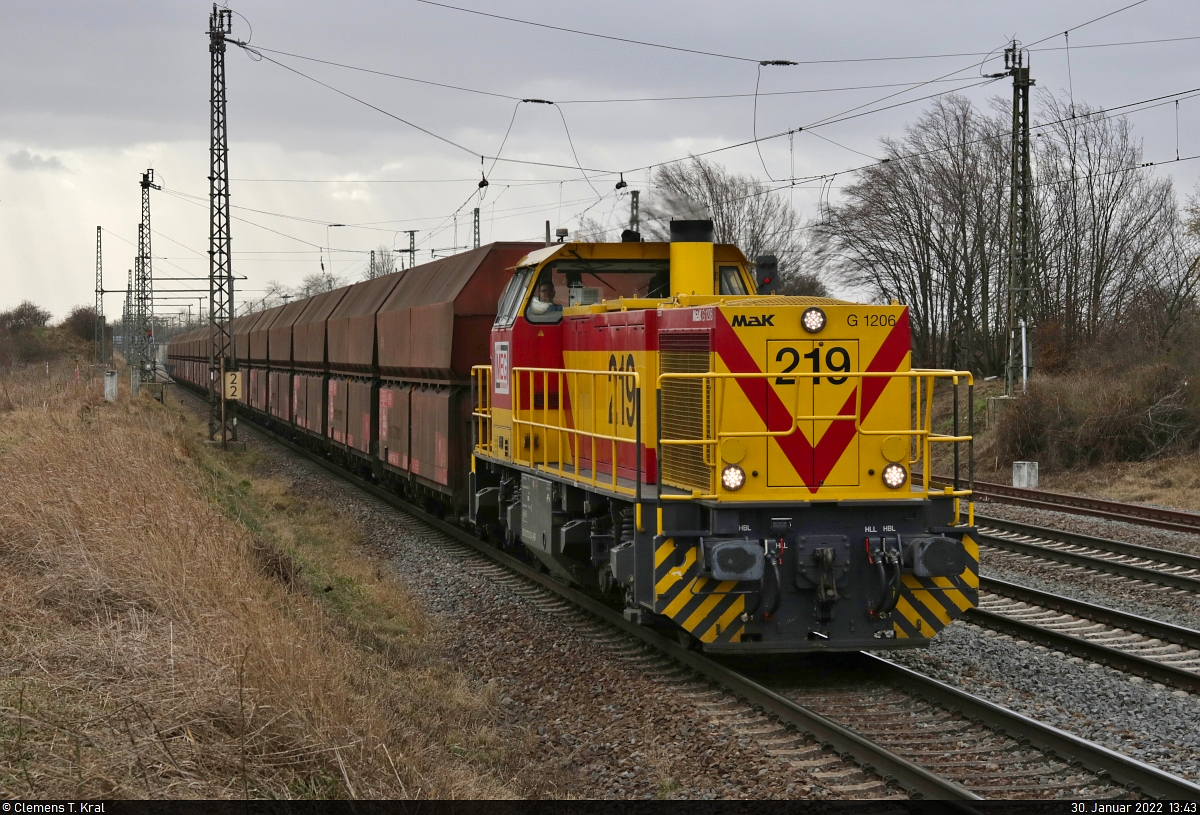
[{"xmin": 186, "ymin": 388, "xmax": 1200, "ymax": 801}]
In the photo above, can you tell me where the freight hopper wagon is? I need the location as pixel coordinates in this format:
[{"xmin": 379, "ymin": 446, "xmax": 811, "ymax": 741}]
[
  {"xmin": 166, "ymin": 242, "xmax": 543, "ymax": 507},
  {"xmin": 471, "ymin": 221, "xmax": 979, "ymax": 653}
]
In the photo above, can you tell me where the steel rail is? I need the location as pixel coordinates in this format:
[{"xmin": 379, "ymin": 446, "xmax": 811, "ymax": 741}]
[
  {"xmin": 234, "ymin": 415, "xmax": 976, "ymax": 800},
  {"xmin": 176, "ymin": 384, "xmax": 1200, "ymax": 800},
  {"xmin": 866, "ymin": 655, "xmax": 1200, "ymax": 800},
  {"xmin": 939, "ymin": 476, "xmax": 1200, "ymax": 535},
  {"xmin": 976, "ymin": 530, "xmax": 1200, "ymax": 593},
  {"xmin": 973, "ymin": 577, "xmax": 1200, "ymax": 693},
  {"xmin": 978, "ymin": 514, "xmax": 1200, "ymax": 572}
]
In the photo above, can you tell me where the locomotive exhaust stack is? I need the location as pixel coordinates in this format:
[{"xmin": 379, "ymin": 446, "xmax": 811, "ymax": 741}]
[{"xmin": 669, "ymin": 219, "xmax": 716, "ymax": 297}]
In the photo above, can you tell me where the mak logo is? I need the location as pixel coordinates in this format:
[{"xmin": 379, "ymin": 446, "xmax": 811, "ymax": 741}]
[{"xmin": 731, "ymin": 313, "xmax": 775, "ymax": 327}]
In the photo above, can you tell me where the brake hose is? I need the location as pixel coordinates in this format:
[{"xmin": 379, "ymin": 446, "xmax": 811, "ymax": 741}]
[
  {"xmin": 767, "ymin": 561, "xmax": 782, "ymax": 617},
  {"xmin": 867, "ymin": 536, "xmax": 902, "ymax": 617},
  {"xmin": 878, "ymin": 534, "xmax": 903, "ymax": 615}
]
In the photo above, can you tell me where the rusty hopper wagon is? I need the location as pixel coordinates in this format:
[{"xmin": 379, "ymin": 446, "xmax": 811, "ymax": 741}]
[{"xmin": 168, "ymin": 226, "xmax": 978, "ymax": 655}]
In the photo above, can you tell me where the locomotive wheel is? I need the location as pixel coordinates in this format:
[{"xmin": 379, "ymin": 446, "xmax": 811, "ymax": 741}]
[{"xmin": 676, "ymin": 629, "xmax": 698, "ymax": 650}]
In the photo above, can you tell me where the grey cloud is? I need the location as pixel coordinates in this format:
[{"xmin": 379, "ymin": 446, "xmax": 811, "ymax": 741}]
[{"xmin": 6, "ymin": 149, "xmax": 65, "ymax": 172}]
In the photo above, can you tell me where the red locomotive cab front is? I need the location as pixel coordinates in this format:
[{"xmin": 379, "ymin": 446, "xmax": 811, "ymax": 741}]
[
  {"xmin": 486, "ymin": 246, "xmax": 665, "ymax": 466},
  {"xmin": 488, "ymin": 250, "xmax": 567, "ymax": 461}
]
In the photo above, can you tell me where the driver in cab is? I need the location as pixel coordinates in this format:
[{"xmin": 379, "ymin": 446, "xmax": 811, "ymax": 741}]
[{"xmin": 527, "ymin": 280, "xmax": 562, "ymax": 321}]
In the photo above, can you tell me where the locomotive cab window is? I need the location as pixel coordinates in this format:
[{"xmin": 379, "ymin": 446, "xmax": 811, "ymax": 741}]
[
  {"xmin": 719, "ymin": 265, "xmax": 748, "ymax": 296},
  {"xmin": 494, "ymin": 268, "xmax": 532, "ymax": 328},
  {"xmin": 523, "ymin": 259, "xmax": 670, "ymax": 324},
  {"xmin": 525, "ymin": 272, "xmax": 564, "ymax": 324}
]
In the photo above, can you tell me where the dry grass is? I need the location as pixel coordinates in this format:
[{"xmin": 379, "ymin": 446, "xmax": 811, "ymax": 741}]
[
  {"xmin": 1017, "ymin": 455, "xmax": 1200, "ymax": 512},
  {"xmin": 0, "ymin": 362, "xmax": 519, "ymax": 799}
]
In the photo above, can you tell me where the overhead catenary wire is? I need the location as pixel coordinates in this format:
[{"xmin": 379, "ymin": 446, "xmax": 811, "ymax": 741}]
[
  {"xmin": 413, "ymin": 0, "xmax": 1164, "ymax": 66},
  {"xmin": 754, "ymin": 61, "xmax": 797, "ymax": 181},
  {"xmin": 783, "ymin": 84, "xmax": 1200, "ymax": 189},
  {"xmin": 412, "ymin": 0, "xmax": 762, "ymax": 63},
  {"xmin": 168, "ymin": 79, "xmax": 1194, "ymax": 281},
  {"xmin": 208, "ymin": 0, "xmax": 1165, "ymax": 304},
  {"xmin": 627, "ymin": 0, "xmax": 1156, "ymax": 177},
  {"xmin": 188, "ymin": 73, "xmax": 1198, "ymax": 280},
  {"xmin": 233, "ymin": 35, "xmax": 1200, "ymax": 107},
  {"xmin": 235, "ymin": 43, "xmax": 481, "ymax": 158},
  {"xmin": 230, "ymin": 0, "xmax": 1159, "ymax": 185}
]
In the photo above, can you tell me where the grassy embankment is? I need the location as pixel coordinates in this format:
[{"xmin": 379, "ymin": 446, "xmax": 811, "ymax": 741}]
[{"xmin": 0, "ymin": 360, "xmax": 519, "ymax": 798}]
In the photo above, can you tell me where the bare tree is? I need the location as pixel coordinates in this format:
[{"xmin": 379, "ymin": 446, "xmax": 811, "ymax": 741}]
[
  {"xmin": 1030, "ymin": 93, "xmax": 1179, "ymax": 356},
  {"xmin": 645, "ymin": 158, "xmax": 820, "ymax": 295},
  {"xmin": 814, "ymin": 91, "xmax": 1184, "ymax": 372},
  {"xmin": 299, "ymin": 272, "xmax": 348, "ymax": 298},
  {"xmin": 579, "ymin": 157, "xmax": 824, "ymax": 295},
  {"xmin": 262, "ymin": 279, "xmax": 294, "ymax": 306},
  {"xmin": 0, "ymin": 301, "xmax": 52, "ymax": 333},
  {"xmin": 814, "ymin": 96, "xmax": 1010, "ymax": 369},
  {"xmin": 364, "ymin": 245, "xmax": 399, "ymax": 280}
]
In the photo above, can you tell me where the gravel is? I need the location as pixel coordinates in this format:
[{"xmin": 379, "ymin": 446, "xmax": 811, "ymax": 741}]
[
  {"xmin": 890, "ymin": 622, "xmax": 1200, "ymax": 781},
  {"xmin": 184, "ymin": 394, "xmax": 1200, "ymax": 796},
  {"xmin": 888, "ymin": 496, "xmax": 1200, "ymax": 783},
  {"xmin": 236, "ymin": 427, "xmax": 845, "ymax": 800}
]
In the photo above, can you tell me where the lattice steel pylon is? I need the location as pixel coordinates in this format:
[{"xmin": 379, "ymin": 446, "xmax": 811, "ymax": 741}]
[
  {"xmin": 122, "ymin": 270, "xmax": 132, "ymax": 363},
  {"xmin": 208, "ymin": 5, "xmax": 237, "ymax": 444},
  {"xmin": 1004, "ymin": 42, "xmax": 1034, "ymax": 397},
  {"xmin": 134, "ymin": 169, "xmax": 160, "ymax": 380},
  {"xmin": 94, "ymin": 226, "xmax": 105, "ymax": 364}
]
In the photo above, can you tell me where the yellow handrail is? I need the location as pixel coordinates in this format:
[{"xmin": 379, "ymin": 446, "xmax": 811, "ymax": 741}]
[
  {"xmin": 471, "ymin": 365, "xmax": 494, "ymax": 458},
  {"xmin": 656, "ymin": 368, "xmax": 973, "ymax": 499},
  {"xmin": 509, "ymin": 366, "xmax": 643, "ymax": 499}
]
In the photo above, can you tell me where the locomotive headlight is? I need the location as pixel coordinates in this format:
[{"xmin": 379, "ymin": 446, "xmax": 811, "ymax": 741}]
[
  {"xmin": 882, "ymin": 462, "xmax": 908, "ymax": 489},
  {"xmin": 801, "ymin": 307, "xmax": 827, "ymax": 334},
  {"xmin": 721, "ymin": 464, "xmax": 747, "ymax": 491}
]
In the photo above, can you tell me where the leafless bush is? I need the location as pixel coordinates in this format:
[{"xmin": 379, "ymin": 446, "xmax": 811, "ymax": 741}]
[
  {"xmin": 0, "ymin": 300, "xmax": 51, "ymax": 333},
  {"xmin": 0, "ymin": 301, "xmax": 79, "ymax": 367},
  {"xmin": 994, "ymin": 364, "xmax": 1200, "ymax": 470}
]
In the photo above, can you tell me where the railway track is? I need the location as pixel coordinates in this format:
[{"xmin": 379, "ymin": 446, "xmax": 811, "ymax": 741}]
[
  {"xmin": 976, "ymin": 514, "xmax": 1200, "ymax": 592},
  {"xmin": 972, "ymin": 577, "xmax": 1200, "ymax": 693},
  {"xmin": 763, "ymin": 661, "xmax": 1119, "ymax": 798},
  {"xmin": 944, "ymin": 477, "xmax": 1200, "ymax": 535},
  {"xmin": 209, "ymin": 394, "xmax": 1200, "ymax": 801}
]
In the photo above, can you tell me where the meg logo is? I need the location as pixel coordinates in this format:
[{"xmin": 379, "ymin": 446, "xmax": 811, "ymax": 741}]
[{"xmin": 494, "ymin": 341, "xmax": 510, "ymax": 395}]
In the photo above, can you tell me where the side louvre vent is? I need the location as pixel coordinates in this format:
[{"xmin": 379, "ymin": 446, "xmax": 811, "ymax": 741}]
[{"xmin": 659, "ymin": 331, "xmax": 712, "ymax": 494}]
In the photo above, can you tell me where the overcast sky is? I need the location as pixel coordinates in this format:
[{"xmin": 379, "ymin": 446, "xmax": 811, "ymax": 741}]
[{"xmin": 3, "ymin": 0, "xmax": 1199, "ymax": 320}]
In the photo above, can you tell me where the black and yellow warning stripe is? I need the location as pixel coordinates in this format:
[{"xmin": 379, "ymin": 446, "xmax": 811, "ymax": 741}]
[
  {"xmin": 893, "ymin": 533, "xmax": 980, "ymax": 640},
  {"xmin": 654, "ymin": 537, "xmax": 747, "ymax": 643}
]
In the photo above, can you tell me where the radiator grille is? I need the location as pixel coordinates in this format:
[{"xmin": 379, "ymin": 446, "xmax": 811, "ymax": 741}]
[{"xmin": 660, "ymin": 331, "xmax": 712, "ymax": 494}]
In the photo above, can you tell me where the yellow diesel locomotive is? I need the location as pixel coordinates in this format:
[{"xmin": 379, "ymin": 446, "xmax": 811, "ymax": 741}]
[{"xmin": 471, "ymin": 220, "xmax": 977, "ymax": 653}]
